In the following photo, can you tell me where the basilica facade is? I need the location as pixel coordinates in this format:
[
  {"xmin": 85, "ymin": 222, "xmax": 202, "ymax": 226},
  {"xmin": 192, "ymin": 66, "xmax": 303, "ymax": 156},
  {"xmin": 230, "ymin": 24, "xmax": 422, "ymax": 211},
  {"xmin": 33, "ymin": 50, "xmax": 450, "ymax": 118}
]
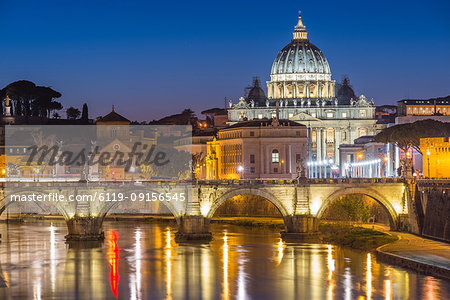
[{"xmin": 227, "ymin": 13, "xmax": 377, "ymax": 176}]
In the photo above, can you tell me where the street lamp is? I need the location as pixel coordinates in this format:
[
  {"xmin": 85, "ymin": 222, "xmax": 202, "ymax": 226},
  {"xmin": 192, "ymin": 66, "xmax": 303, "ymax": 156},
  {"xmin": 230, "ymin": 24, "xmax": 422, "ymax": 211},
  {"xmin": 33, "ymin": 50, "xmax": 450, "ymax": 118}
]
[
  {"xmin": 426, "ymin": 149, "xmax": 431, "ymax": 178},
  {"xmin": 238, "ymin": 165, "xmax": 243, "ymax": 179}
]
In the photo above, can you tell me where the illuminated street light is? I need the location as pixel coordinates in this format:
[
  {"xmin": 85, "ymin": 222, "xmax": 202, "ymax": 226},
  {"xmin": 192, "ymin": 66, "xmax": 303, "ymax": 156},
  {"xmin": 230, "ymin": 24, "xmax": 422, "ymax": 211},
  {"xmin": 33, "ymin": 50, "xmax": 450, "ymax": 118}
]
[{"xmin": 237, "ymin": 165, "xmax": 243, "ymax": 179}]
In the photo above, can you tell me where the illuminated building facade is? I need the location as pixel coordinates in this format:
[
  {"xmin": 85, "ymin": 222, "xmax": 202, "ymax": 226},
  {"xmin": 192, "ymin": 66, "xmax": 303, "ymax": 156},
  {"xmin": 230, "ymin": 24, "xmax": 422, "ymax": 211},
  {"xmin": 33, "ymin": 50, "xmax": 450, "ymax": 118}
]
[
  {"xmin": 421, "ymin": 137, "xmax": 450, "ymax": 178},
  {"xmin": 206, "ymin": 118, "xmax": 307, "ymax": 179},
  {"xmin": 227, "ymin": 13, "xmax": 377, "ymax": 176},
  {"xmin": 397, "ymin": 97, "xmax": 450, "ymax": 116},
  {"xmin": 339, "ymin": 136, "xmax": 390, "ymax": 178}
]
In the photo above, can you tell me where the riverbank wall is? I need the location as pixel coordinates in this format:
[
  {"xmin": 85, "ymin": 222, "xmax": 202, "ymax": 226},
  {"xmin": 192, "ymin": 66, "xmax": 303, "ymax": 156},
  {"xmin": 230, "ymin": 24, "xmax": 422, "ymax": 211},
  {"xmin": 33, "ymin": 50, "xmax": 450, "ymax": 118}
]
[
  {"xmin": 376, "ymin": 235, "xmax": 450, "ymax": 281},
  {"xmin": 414, "ymin": 182, "xmax": 450, "ymax": 242}
]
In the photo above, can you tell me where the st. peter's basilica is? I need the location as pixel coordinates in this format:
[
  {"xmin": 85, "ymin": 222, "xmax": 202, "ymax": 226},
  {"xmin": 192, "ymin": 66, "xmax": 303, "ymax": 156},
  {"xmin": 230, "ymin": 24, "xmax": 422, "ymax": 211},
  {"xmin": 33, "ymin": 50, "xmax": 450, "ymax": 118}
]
[{"xmin": 227, "ymin": 13, "xmax": 377, "ymax": 171}]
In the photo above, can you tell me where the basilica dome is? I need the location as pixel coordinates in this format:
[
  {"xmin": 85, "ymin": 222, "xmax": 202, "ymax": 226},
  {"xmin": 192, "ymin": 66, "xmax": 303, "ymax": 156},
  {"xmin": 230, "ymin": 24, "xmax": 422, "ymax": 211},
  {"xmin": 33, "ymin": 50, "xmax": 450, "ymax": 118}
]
[
  {"xmin": 271, "ymin": 41, "xmax": 330, "ymax": 75},
  {"xmin": 270, "ymin": 13, "xmax": 331, "ymax": 79},
  {"xmin": 267, "ymin": 13, "xmax": 335, "ymax": 100}
]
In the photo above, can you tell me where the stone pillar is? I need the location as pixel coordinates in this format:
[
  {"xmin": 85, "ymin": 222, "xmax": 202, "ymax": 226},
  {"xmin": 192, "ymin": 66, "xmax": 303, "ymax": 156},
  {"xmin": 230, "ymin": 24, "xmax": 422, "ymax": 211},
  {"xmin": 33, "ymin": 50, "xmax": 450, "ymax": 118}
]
[
  {"xmin": 322, "ymin": 129, "xmax": 326, "ymax": 162},
  {"xmin": 261, "ymin": 144, "xmax": 265, "ymax": 175},
  {"xmin": 65, "ymin": 216, "xmax": 105, "ymax": 241},
  {"xmin": 316, "ymin": 128, "xmax": 322, "ymax": 162},
  {"xmin": 335, "ymin": 127, "xmax": 341, "ymax": 165},
  {"xmin": 307, "ymin": 127, "xmax": 312, "ymax": 163},
  {"xmin": 281, "ymin": 215, "xmax": 321, "ymax": 242},
  {"xmin": 175, "ymin": 215, "xmax": 212, "ymax": 242}
]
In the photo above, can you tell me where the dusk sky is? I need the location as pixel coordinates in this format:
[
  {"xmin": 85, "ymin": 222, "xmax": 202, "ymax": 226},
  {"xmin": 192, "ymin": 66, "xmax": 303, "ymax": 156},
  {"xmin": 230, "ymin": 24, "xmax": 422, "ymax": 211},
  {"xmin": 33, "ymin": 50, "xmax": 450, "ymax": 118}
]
[{"xmin": 1, "ymin": 0, "xmax": 449, "ymax": 121}]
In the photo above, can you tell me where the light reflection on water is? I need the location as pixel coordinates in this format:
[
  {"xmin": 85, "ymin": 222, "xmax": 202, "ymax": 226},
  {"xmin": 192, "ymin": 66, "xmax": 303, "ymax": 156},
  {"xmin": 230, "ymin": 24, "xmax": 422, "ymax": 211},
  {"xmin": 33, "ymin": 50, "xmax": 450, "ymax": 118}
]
[{"xmin": 0, "ymin": 221, "xmax": 448, "ymax": 300}]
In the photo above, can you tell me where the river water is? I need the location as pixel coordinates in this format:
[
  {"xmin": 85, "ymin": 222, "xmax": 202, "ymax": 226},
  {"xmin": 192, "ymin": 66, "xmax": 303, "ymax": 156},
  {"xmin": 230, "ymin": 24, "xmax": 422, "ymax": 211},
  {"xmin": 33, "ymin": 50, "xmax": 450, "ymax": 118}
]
[{"xmin": 0, "ymin": 221, "xmax": 448, "ymax": 299}]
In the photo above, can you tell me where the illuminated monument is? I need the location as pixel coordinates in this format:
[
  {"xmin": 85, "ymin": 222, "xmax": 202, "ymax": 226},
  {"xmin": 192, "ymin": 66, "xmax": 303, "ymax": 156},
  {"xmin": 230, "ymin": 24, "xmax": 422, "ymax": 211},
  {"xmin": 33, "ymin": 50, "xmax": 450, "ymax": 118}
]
[{"xmin": 227, "ymin": 13, "xmax": 377, "ymax": 177}]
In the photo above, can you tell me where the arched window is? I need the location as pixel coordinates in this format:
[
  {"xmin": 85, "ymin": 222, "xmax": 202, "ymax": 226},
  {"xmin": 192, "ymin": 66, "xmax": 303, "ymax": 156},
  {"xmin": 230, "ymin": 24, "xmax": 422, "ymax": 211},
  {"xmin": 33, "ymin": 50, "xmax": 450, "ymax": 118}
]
[{"xmin": 272, "ymin": 149, "xmax": 279, "ymax": 163}]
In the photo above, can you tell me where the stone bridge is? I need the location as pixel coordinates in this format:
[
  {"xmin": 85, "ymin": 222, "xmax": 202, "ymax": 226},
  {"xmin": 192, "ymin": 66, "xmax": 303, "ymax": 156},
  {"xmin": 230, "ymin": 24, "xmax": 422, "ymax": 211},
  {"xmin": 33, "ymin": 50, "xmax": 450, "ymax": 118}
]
[{"xmin": 0, "ymin": 178, "xmax": 418, "ymax": 241}]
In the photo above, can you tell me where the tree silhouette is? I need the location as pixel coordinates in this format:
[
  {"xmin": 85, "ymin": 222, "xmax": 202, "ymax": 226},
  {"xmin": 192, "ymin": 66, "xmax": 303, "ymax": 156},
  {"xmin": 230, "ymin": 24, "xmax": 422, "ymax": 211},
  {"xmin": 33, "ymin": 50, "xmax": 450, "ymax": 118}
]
[
  {"xmin": 66, "ymin": 107, "xmax": 81, "ymax": 120},
  {"xmin": 81, "ymin": 103, "xmax": 89, "ymax": 120},
  {"xmin": 375, "ymin": 120, "xmax": 450, "ymax": 155},
  {"xmin": 1, "ymin": 80, "xmax": 62, "ymax": 118}
]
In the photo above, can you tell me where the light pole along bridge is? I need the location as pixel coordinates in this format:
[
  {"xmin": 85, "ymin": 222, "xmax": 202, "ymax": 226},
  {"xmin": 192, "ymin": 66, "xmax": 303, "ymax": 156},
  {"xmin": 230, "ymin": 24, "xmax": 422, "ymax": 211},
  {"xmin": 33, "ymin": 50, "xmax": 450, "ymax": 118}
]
[{"xmin": 0, "ymin": 178, "xmax": 422, "ymax": 242}]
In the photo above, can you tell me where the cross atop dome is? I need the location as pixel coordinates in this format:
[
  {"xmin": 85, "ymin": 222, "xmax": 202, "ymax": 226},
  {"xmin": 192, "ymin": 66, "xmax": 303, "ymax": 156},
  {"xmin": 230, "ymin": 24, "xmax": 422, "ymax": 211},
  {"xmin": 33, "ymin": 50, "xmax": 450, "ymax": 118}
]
[{"xmin": 293, "ymin": 11, "xmax": 308, "ymax": 41}]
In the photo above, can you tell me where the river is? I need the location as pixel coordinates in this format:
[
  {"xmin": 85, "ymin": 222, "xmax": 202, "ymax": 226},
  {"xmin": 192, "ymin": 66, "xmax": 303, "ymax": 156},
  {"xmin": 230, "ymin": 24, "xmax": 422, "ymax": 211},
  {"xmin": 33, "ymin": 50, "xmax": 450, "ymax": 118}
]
[{"xmin": 0, "ymin": 221, "xmax": 448, "ymax": 299}]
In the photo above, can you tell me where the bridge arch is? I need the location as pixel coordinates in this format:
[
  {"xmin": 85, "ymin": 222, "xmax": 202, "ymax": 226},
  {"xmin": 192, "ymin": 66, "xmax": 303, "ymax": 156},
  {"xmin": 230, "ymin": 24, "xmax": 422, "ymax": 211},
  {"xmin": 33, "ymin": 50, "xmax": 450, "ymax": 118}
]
[
  {"xmin": 206, "ymin": 187, "xmax": 290, "ymax": 219},
  {"xmin": 0, "ymin": 190, "xmax": 66, "ymax": 217},
  {"xmin": 1, "ymin": 186, "xmax": 182, "ymax": 220},
  {"xmin": 316, "ymin": 187, "xmax": 398, "ymax": 229}
]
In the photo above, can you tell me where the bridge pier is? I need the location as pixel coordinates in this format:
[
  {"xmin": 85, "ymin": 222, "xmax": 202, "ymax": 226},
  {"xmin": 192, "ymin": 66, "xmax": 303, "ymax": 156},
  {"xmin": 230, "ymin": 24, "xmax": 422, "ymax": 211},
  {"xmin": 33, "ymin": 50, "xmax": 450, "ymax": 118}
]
[
  {"xmin": 175, "ymin": 215, "xmax": 212, "ymax": 242},
  {"xmin": 65, "ymin": 216, "xmax": 105, "ymax": 241},
  {"xmin": 281, "ymin": 215, "xmax": 321, "ymax": 242}
]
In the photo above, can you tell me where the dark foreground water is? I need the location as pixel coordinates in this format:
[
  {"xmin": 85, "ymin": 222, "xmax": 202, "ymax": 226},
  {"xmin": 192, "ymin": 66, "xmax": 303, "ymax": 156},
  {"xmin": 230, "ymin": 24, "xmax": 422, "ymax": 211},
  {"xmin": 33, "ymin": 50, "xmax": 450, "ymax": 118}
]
[{"xmin": 0, "ymin": 221, "xmax": 448, "ymax": 299}]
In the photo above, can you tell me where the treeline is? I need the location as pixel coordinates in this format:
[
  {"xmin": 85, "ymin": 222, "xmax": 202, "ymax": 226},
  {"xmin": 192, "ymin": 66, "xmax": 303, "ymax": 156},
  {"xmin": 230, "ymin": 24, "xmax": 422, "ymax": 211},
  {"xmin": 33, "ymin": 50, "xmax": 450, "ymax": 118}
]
[{"xmin": 0, "ymin": 80, "xmax": 62, "ymax": 118}]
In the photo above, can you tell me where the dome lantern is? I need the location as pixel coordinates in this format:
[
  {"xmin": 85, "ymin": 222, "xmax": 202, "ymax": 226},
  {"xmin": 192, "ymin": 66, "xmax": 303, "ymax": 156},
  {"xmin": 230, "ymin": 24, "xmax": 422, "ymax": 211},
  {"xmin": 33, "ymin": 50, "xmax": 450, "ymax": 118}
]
[{"xmin": 293, "ymin": 11, "xmax": 308, "ymax": 41}]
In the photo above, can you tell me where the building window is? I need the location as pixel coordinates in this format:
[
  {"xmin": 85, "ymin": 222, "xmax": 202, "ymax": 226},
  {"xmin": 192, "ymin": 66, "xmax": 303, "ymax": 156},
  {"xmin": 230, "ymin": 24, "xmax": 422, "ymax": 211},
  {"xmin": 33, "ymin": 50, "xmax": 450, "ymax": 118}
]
[
  {"xmin": 272, "ymin": 149, "xmax": 279, "ymax": 163},
  {"xmin": 250, "ymin": 167, "xmax": 255, "ymax": 173},
  {"xmin": 258, "ymin": 114, "xmax": 263, "ymax": 119},
  {"xmin": 342, "ymin": 112, "xmax": 347, "ymax": 118},
  {"xmin": 250, "ymin": 154, "xmax": 255, "ymax": 164},
  {"xmin": 326, "ymin": 112, "xmax": 333, "ymax": 118},
  {"xmin": 296, "ymin": 131, "xmax": 301, "ymax": 136},
  {"xmin": 271, "ymin": 113, "xmax": 276, "ymax": 118},
  {"xmin": 250, "ymin": 131, "xmax": 254, "ymax": 137},
  {"xmin": 311, "ymin": 112, "xmax": 317, "ymax": 118},
  {"xmin": 296, "ymin": 154, "xmax": 301, "ymax": 163},
  {"xmin": 274, "ymin": 167, "xmax": 278, "ymax": 173},
  {"xmin": 289, "ymin": 113, "xmax": 294, "ymax": 118},
  {"xmin": 359, "ymin": 110, "xmax": 367, "ymax": 118}
]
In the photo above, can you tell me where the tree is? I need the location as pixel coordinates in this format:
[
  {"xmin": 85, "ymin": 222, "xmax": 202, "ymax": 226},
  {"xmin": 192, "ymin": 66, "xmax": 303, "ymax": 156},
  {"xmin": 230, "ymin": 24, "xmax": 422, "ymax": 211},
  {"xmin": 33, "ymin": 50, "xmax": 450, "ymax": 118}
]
[
  {"xmin": 66, "ymin": 107, "xmax": 81, "ymax": 120},
  {"xmin": 3, "ymin": 80, "xmax": 36, "ymax": 116},
  {"xmin": 81, "ymin": 103, "xmax": 89, "ymax": 120},
  {"xmin": 1, "ymin": 80, "xmax": 62, "ymax": 118},
  {"xmin": 181, "ymin": 109, "xmax": 198, "ymax": 127},
  {"xmin": 326, "ymin": 195, "xmax": 370, "ymax": 222},
  {"xmin": 375, "ymin": 120, "xmax": 450, "ymax": 155},
  {"xmin": 33, "ymin": 86, "xmax": 62, "ymax": 117}
]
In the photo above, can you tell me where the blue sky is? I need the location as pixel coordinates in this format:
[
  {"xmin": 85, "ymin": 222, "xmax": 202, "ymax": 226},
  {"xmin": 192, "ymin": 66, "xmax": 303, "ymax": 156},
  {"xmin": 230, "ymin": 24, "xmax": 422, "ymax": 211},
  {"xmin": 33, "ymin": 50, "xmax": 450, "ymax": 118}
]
[{"xmin": 1, "ymin": 0, "xmax": 449, "ymax": 121}]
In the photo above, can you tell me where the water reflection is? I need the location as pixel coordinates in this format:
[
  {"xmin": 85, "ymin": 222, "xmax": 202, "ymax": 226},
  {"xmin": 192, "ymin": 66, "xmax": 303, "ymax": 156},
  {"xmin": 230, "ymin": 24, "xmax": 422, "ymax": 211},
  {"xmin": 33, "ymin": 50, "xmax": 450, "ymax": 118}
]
[
  {"xmin": 367, "ymin": 253, "xmax": 372, "ymax": 299},
  {"xmin": 0, "ymin": 221, "xmax": 448, "ymax": 299},
  {"xmin": 106, "ymin": 230, "xmax": 120, "ymax": 298},
  {"xmin": 165, "ymin": 229, "xmax": 172, "ymax": 300},
  {"xmin": 276, "ymin": 238, "xmax": 285, "ymax": 264},
  {"xmin": 129, "ymin": 229, "xmax": 142, "ymax": 300},
  {"xmin": 327, "ymin": 245, "xmax": 335, "ymax": 300},
  {"xmin": 222, "ymin": 231, "xmax": 229, "ymax": 300}
]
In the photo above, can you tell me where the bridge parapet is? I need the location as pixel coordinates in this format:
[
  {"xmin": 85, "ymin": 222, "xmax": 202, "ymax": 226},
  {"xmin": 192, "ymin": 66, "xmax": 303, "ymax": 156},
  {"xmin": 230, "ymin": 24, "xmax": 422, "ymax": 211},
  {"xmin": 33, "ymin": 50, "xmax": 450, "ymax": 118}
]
[{"xmin": 0, "ymin": 178, "xmax": 422, "ymax": 242}]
